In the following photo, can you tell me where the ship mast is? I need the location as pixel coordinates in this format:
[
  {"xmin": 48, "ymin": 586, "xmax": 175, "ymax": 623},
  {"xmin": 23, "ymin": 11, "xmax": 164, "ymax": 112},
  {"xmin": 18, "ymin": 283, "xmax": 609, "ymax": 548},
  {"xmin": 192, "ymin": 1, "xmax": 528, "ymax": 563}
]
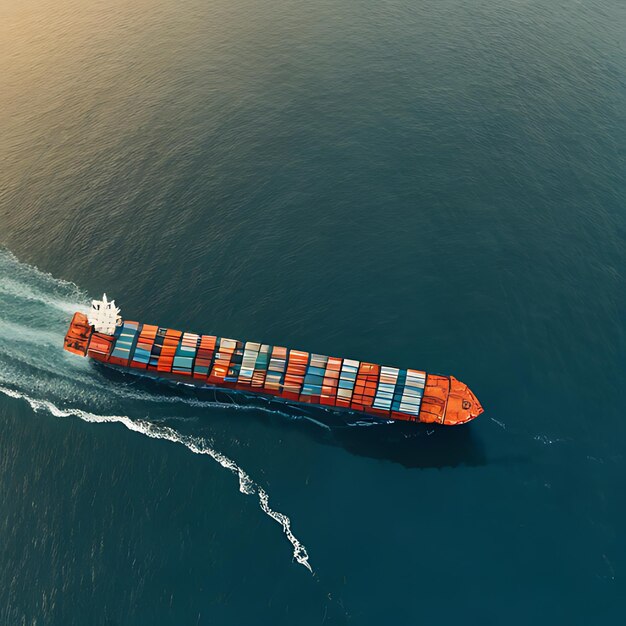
[{"xmin": 88, "ymin": 293, "xmax": 122, "ymax": 335}]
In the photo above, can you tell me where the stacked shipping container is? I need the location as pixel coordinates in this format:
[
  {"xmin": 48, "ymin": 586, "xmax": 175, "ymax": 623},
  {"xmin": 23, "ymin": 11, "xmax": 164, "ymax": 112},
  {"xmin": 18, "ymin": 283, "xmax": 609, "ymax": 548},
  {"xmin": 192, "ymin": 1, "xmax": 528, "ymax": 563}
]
[
  {"xmin": 301, "ymin": 353, "xmax": 328, "ymax": 403},
  {"xmin": 131, "ymin": 324, "xmax": 157, "ymax": 369},
  {"xmin": 265, "ymin": 346, "xmax": 287, "ymax": 394},
  {"xmin": 173, "ymin": 332, "xmax": 199, "ymax": 375},
  {"xmin": 193, "ymin": 335, "xmax": 217, "ymax": 379},
  {"xmin": 109, "ymin": 321, "xmax": 139, "ymax": 366},
  {"xmin": 157, "ymin": 328, "xmax": 181, "ymax": 372}
]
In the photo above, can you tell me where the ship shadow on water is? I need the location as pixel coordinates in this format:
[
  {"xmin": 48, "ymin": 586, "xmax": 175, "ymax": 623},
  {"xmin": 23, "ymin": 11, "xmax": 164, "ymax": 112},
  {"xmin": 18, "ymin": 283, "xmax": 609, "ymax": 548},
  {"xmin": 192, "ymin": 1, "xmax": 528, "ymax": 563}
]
[
  {"xmin": 95, "ymin": 364, "xmax": 487, "ymax": 470},
  {"xmin": 329, "ymin": 422, "xmax": 486, "ymax": 469}
]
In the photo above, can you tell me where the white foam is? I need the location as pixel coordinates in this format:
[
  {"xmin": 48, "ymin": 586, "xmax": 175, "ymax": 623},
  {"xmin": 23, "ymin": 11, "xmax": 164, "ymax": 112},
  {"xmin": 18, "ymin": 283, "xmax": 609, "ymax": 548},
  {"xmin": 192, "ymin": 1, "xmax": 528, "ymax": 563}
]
[
  {"xmin": 0, "ymin": 276, "xmax": 88, "ymax": 315},
  {"xmin": 0, "ymin": 319, "xmax": 65, "ymax": 347},
  {"xmin": 0, "ymin": 384, "xmax": 312, "ymax": 573},
  {"xmin": 0, "ymin": 247, "xmax": 86, "ymax": 292}
]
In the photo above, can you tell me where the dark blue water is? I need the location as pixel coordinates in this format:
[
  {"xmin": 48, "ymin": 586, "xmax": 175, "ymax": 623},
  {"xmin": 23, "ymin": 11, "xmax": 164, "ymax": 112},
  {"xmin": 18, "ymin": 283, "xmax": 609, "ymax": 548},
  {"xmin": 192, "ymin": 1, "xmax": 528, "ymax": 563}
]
[{"xmin": 1, "ymin": 1, "xmax": 624, "ymax": 623}]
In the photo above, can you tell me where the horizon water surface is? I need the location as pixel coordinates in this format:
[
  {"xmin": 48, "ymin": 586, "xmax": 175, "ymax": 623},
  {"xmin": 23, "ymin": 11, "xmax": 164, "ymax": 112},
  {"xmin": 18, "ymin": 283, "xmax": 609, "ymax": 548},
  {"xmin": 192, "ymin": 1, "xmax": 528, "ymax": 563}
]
[{"xmin": 1, "ymin": 1, "xmax": 624, "ymax": 624}]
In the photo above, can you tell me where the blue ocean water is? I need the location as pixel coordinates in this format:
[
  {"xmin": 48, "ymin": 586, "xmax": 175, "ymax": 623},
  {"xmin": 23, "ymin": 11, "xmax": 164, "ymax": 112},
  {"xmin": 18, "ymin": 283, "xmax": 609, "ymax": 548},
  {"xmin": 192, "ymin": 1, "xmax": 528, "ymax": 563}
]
[{"xmin": 0, "ymin": 0, "xmax": 624, "ymax": 624}]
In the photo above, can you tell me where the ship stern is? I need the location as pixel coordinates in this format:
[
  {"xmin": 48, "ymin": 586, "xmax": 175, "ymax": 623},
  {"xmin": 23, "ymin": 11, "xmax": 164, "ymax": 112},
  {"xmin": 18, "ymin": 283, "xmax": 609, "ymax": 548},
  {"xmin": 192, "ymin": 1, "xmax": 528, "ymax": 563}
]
[{"xmin": 63, "ymin": 312, "xmax": 92, "ymax": 356}]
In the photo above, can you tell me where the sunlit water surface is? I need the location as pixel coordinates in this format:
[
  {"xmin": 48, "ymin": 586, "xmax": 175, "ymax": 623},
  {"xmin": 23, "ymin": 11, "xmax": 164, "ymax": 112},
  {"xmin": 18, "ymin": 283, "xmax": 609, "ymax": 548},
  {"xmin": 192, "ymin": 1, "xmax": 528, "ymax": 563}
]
[{"xmin": 0, "ymin": 1, "xmax": 624, "ymax": 624}]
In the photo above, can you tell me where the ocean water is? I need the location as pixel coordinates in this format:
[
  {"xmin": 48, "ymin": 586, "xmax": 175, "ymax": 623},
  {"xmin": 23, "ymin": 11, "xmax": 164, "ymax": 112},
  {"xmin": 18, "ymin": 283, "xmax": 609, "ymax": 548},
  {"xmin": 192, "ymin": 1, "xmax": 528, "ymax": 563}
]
[{"xmin": 0, "ymin": 0, "xmax": 624, "ymax": 624}]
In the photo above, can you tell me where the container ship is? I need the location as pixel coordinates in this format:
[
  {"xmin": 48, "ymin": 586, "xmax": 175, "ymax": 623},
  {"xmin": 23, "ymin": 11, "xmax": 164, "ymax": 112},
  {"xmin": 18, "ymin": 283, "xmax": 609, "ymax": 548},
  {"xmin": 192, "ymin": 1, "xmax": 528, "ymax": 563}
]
[{"xmin": 63, "ymin": 295, "xmax": 483, "ymax": 425}]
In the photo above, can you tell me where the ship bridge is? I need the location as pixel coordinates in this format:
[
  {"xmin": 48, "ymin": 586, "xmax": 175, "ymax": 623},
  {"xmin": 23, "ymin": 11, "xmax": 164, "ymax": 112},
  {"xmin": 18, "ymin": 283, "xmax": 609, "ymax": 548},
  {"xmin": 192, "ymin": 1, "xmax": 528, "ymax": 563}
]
[{"xmin": 88, "ymin": 293, "xmax": 121, "ymax": 335}]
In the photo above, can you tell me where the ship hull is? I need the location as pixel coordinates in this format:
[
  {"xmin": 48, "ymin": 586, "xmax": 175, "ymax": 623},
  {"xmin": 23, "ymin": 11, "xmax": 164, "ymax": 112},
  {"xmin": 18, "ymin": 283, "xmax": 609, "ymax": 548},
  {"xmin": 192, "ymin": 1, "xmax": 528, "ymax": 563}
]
[{"xmin": 64, "ymin": 311, "xmax": 483, "ymax": 426}]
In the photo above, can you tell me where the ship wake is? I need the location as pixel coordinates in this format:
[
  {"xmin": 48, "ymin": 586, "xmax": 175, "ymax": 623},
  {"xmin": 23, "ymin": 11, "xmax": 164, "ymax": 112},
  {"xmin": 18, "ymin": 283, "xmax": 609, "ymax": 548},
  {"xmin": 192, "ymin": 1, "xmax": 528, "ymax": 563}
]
[
  {"xmin": 0, "ymin": 384, "xmax": 312, "ymax": 572},
  {"xmin": 0, "ymin": 248, "xmax": 312, "ymax": 572}
]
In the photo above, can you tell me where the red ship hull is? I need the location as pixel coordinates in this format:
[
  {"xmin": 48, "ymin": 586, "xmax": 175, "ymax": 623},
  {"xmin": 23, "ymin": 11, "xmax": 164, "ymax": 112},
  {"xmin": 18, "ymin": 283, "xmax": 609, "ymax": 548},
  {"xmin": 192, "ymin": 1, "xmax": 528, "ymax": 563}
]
[{"xmin": 64, "ymin": 312, "xmax": 483, "ymax": 425}]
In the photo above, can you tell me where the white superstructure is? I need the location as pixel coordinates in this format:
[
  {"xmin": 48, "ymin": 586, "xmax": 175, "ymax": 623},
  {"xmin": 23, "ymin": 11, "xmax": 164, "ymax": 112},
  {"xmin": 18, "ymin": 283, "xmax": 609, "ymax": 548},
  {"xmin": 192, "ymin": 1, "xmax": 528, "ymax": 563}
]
[{"xmin": 88, "ymin": 293, "xmax": 121, "ymax": 335}]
